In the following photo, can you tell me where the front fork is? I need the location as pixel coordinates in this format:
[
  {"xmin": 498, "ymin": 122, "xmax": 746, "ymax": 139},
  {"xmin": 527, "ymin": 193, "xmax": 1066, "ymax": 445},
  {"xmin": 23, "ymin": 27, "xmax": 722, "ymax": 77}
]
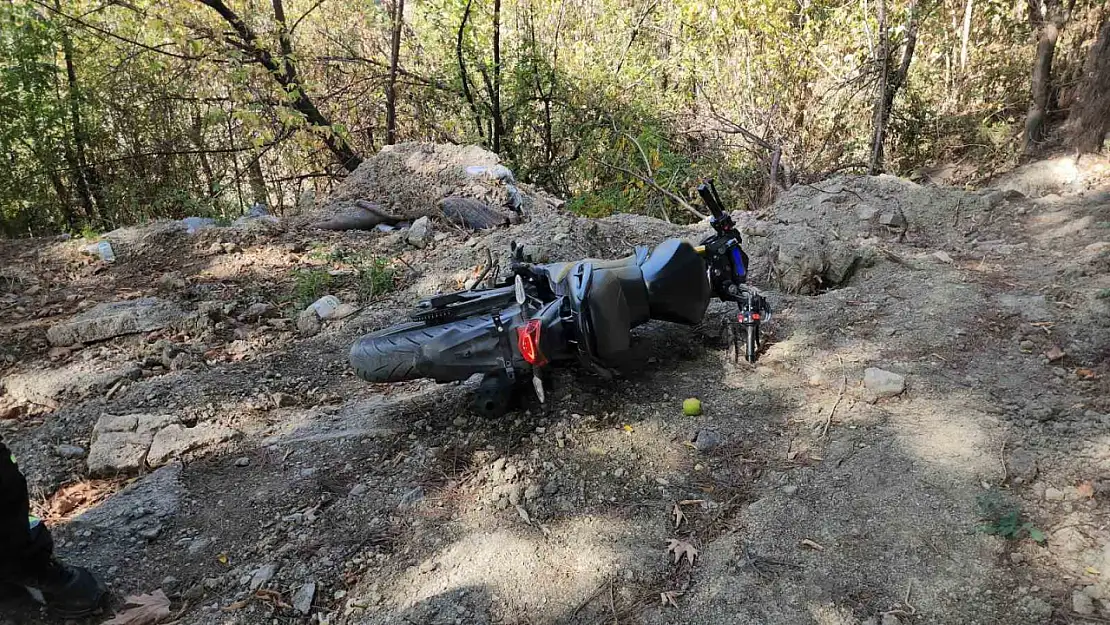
[{"xmin": 729, "ymin": 286, "xmax": 770, "ymax": 363}]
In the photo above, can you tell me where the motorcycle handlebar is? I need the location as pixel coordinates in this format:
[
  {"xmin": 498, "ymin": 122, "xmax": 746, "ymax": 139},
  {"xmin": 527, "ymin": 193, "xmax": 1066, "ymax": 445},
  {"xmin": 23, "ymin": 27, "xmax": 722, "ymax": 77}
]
[{"xmin": 697, "ymin": 181, "xmax": 726, "ymax": 220}]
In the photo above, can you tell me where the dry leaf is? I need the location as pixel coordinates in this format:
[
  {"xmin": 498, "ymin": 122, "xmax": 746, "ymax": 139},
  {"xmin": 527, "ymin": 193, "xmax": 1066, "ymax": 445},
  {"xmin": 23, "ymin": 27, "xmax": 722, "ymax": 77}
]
[
  {"xmin": 660, "ymin": 590, "xmax": 684, "ymax": 608},
  {"xmin": 665, "ymin": 538, "xmax": 698, "ymax": 565},
  {"xmin": 800, "ymin": 539, "xmax": 825, "ymax": 551},
  {"xmin": 672, "ymin": 502, "xmax": 686, "ymax": 529},
  {"xmin": 1045, "ymin": 345, "xmax": 1066, "ymax": 362},
  {"xmin": 216, "ymin": 553, "xmax": 229, "ymax": 565},
  {"xmin": 1076, "ymin": 368, "xmax": 1099, "ymax": 380},
  {"xmin": 1086, "ymin": 566, "xmax": 1101, "ymax": 576},
  {"xmin": 103, "ymin": 590, "xmax": 171, "ymax": 625},
  {"xmin": 622, "ymin": 424, "xmax": 634, "ymax": 434},
  {"xmin": 1077, "ymin": 481, "xmax": 1096, "ymax": 499}
]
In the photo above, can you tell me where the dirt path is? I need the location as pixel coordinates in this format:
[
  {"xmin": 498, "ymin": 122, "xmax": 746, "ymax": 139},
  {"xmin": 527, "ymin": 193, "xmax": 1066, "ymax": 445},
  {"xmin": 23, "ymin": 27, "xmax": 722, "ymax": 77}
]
[{"xmin": 0, "ymin": 165, "xmax": 1108, "ymax": 625}]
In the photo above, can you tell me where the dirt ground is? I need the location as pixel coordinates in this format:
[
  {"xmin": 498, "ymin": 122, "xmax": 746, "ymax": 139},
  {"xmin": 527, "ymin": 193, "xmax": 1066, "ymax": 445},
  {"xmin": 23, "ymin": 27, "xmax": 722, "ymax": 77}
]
[{"xmin": 1, "ymin": 152, "xmax": 1109, "ymax": 625}]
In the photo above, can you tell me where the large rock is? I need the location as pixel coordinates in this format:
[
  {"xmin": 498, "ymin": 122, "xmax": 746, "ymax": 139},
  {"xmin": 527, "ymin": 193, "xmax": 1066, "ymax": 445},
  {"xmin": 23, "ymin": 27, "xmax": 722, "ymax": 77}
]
[
  {"xmin": 71, "ymin": 463, "xmax": 183, "ymax": 540},
  {"xmin": 47, "ymin": 298, "xmax": 186, "ymax": 346},
  {"xmin": 88, "ymin": 413, "xmax": 178, "ymax": 475},
  {"xmin": 3, "ymin": 361, "xmax": 140, "ymax": 405},
  {"xmin": 88, "ymin": 412, "xmax": 236, "ymax": 475},
  {"xmin": 147, "ymin": 422, "xmax": 237, "ymax": 466}
]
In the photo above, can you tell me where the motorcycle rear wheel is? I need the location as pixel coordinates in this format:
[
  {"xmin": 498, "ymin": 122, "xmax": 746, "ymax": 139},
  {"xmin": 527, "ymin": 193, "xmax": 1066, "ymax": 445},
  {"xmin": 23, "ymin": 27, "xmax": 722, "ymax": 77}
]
[{"xmin": 350, "ymin": 317, "xmax": 489, "ymax": 383}]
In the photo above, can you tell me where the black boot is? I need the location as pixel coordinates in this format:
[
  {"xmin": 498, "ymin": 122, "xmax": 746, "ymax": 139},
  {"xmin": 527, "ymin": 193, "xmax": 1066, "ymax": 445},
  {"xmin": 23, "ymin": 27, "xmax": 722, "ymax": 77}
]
[{"xmin": 26, "ymin": 560, "xmax": 107, "ymax": 618}]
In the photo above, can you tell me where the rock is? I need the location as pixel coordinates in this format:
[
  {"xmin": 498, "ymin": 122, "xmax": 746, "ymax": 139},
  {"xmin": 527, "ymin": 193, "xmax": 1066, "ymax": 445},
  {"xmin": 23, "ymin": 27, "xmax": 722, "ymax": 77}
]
[
  {"xmin": 186, "ymin": 537, "xmax": 212, "ymax": 559},
  {"xmin": 55, "ymin": 444, "xmax": 86, "ymax": 459},
  {"xmin": 146, "ymin": 422, "xmax": 238, "ymax": 467},
  {"xmin": 234, "ymin": 457, "xmax": 250, "ymax": 467},
  {"xmin": 782, "ymin": 484, "xmax": 798, "ymax": 495},
  {"xmin": 1074, "ymin": 590, "xmax": 1096, "ymax": 615},
  {"xmin": 863, "ymin": 368, "xmax": 906, "ymax": 397},
  {"xmin": 242, "ymin": 302, "xmax": 273, "ymax": 320},
  {"xmin": 350, "ymin": 483, "xmax": 368, "ymax": 497},
  {"xmin": 72, "ymin": 463, "xmax": 183, "ymax": 539},
  {"xmin": 881, "ymin": 614, "xmax": 902, "ymax": 625},
  {"xmin": 293, "ymin": 582, "xmax": 316, "ymax": 615},
  {"xmin": 1078, "ymin": 241, "xmax": 1110, "ymax": 263},
  {"xmin": 452, "ymin": 416, "xmax": 467, "ymax": 428},
  {"xmin": 296, "ymin": 310, "xmax": 322, "ymax": 337},
  {"xmin": 1010, "ymin": 552, "xmax": 1025, "ymax": 564},
  {"xmin": 932, "ymin": 250, "xmax": 954, "ymax": 263},
  {"xmin": 691, "ymin": 430, "xmax": 722, "ymax": 453},
  {"xmin": 47, "ymin": 298, "xmax": 186, "ymax": 346},
  {"xmin": 1019, "ymin": 339, "xmax": 1035, "ymax": 351},
  {"xmin": 524, "ymin": 484, "xmax": 542, "ymax": 500},
  {"xmin": 1044, "ymin": 487, "xmax": 1066, "ymax": 502},
  {"xmin": 878, "ymin": 210, "xmax": 907, "ymax": 228},
  {"xmin": 1018, "ymin": 596, "xmax": 1053, "ymax": 618},
  {"xmin": 249, "ymin": 564, "xmax": 277, "ymax": 591},
  {"xmin": 399, "ymin": 487, "xmax": 424, "ymax": 508},
  {"xmin": 87, "ymin": 413, "xmax": 179, "ymax": 475},
  {"xmin": 407, "ymin": 216, "xmax": 432, "ymax": 248},
  {"xmin": 158, "ymin": 272, "xmax": 186, "ymax": 291},
  {"xmin": 856, "ymin": 204, "xmax": 880, "ymax": 222},
  {"xmin": 271, "ymin": 392, "xmax": 297, "ymax": 408},
  {"xmin": 981, "ymin": 190, "xmax": 1007, "ymax": 208},
  {"xmin": 4, "ymin": 361, "xmax": 140, "ymax": 405},
  {"xmin": 161, "ymin": 576, "xmax": 179, "ymax": 588}
]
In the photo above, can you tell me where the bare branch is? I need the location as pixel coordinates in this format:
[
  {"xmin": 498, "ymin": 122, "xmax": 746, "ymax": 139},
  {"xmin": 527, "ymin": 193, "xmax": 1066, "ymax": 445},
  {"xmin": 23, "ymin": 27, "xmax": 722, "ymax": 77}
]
[{"xmin": 591, "ymin": 158, "xmax": 706, "ymax": 220}]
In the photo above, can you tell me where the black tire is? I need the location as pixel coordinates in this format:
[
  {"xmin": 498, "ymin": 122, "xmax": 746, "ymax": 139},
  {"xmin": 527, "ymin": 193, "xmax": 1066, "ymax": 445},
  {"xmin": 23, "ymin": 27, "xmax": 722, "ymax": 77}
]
[
  {"xmin": 745, "ymin": 324, "xmax": 759, "ymax": 363},
  {"xmin": 350, "ymin": 317, "xmax": 488, "ymax": 383}
]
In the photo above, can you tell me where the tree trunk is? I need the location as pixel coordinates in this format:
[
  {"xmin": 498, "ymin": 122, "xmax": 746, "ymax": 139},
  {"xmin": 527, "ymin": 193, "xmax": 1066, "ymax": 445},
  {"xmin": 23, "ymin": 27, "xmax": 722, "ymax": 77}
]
[
  {"xmin": 960, "ymin": 0, "xmax": 973, "ymax": 71},
  {"xmin": 869, "ymin": 0, "xmax": 890, "ymax": 175},
  {"xmin": 248, "ymin": 155, "xmax": 268, "ymax": 208},
  {"xmin": 55, "ymin": 0, "xmax": 100, "ymax": 226},
  {"xmin": 385, "ymin": 0, "xmax": 405, "ymax": 144},
  {"xmin": 1022, "ymin": 0, "xmax": 1070, "ymax": 154},
  {"xmin": 1065, "ymin": 19, "xmax": 1110, "ymax": 153},
  {"xmin": 195, "ymin": 0, "xmax": 362, "ymax": 171},
  {"xmin": 491, "ymin": 0, "xmax": 503, "ymax": 154},
  {"xmin": 870, "ymin": 0, "xmax": 921, "ymax": 175},
  {"xmin": 456, "ymin": 0, "xmax": 484, "ymax": 140}
]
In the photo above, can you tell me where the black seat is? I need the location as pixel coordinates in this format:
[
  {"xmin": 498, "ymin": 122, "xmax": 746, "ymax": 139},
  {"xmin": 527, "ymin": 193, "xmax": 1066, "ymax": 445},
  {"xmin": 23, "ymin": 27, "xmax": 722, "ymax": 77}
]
[{"xmin": 641, "ymin": 239, "xmax": 710, "ymax": 325}]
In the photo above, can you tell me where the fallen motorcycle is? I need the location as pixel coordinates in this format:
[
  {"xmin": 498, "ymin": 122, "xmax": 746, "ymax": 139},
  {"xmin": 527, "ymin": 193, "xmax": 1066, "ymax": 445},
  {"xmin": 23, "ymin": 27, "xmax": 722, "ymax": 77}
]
[{"xmin": 349, "ymin": 180, "xmax": 769, "ymax": 416}]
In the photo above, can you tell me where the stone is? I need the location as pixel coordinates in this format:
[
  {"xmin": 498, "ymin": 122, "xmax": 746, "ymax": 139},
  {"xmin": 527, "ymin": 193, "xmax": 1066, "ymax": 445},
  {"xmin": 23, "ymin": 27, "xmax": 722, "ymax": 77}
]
[
  {"xmin": 856, "ymin": 204, "xmax": 880, "ymax": 222},
  {"xmin": 249, "ymin": 564, "xmax": 277, "ymax": 591},
  {"xmin": 782, "ymin": 484, "xmax": 798, "ymax": 495},
  {"xmin": 46, "ymin": 298, "xmax": 186, "ymax": 346},
  {"xmin": 147, "ymin": 422, "xmax": 237, "ymax": 467},
  {"xmin": 407, "ymin": 216, "xmax": 432, "ymax": 248},
  {"xmin": 242, "ymin": 302, "xmax": 273, "ymax": 320},
  {"xmin": 1008, "ymin": 448, "xmax": 1038, "ymax": 482},
  {"xmin": 293, "ymin": 582, "xmax": 316, "ymax": 615},
  {"xmin": 863, "ymin": 368, "xmax": 906, "ymax": 397},
  {"xmin": 87, "ymin": 413, "xmax": 179, "ymax": 475},
  {"xmin": 350, "ymin": 483, "xmax": 368, "ymax": 497},
  {"xmin": 1018, "ymin": 596, "xmax": 1053, "ymax": 618},
  {"xmin": 878, "ymin": 210, "xmax": 907, "ymax": 228},
  {"xmin": 1044, "ymin": 487, "xmax": 1066, "ymax": 502},
  {"xmin": 72, "ymin": 463, "xmax": 183, "ymax": 540},
  {"xmin": 3, "ymin": 361, "xmax": 140, "ymax": 405},
  {"xmin": 881, "ymin": 614, "xmax": 902, "ymax": 625},
  {"xmin": 157, "ymin": 272, "xmax": 186, "ymax": 291},
  {"xmin": 1073, "ymin": 590, "xmax": 1096, "ymax": 615},
  {"xmin": 186, "ymin": 537, "xmax": 212, "ymax": 559},
  {"xmin": 234, "ymin": 457, "xmax": 250, "ymax": 467},
  {"xmin": 271, "ymin": 392, "xmax": 297, "ymax": 408},
  {"xmin": 399, "ymin": 487, "xmax": 424, "ymax": 508},
  {"xmin": 524, "ymin": 484, "xmax": 542, "ymax": 500},
  {"xmin": 932, "ymin": 250, "xmax": 954, "ymax": 264},
  {"xmin": 692, "ymin": 430, "xmax": 722, "ymax": 453},
  {"xmin": 55, "ymin": 444, "xmax": 86, "ymax": 459},
  {"xmin": 296, "ymin": 310, "xmax": 321, "ymax": 337},
  {"xmin": 1010, "ymin": 552, "xmax": 1025, "ymax": 564}
]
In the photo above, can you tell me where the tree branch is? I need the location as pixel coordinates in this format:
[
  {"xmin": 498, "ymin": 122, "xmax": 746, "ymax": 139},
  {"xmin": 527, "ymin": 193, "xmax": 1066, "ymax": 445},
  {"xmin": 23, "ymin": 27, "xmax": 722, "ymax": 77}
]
[{"xmin": 591, "ymin": 157, "xmax": 706, "ymax": 219}]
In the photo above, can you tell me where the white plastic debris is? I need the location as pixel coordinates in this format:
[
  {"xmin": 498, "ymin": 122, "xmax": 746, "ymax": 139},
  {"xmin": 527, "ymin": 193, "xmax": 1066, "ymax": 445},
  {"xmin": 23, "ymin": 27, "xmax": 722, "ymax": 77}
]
[{"xmin": 307, "ymin": 295, "xmax": 341, "ymax": 320}]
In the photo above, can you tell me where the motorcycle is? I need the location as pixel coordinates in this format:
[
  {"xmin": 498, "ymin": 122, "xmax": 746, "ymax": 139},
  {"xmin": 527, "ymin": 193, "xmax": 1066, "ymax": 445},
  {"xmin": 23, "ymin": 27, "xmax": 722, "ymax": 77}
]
[{"xmin": 349, "ymin": 180, "xmax": 770, "ymax": 417}]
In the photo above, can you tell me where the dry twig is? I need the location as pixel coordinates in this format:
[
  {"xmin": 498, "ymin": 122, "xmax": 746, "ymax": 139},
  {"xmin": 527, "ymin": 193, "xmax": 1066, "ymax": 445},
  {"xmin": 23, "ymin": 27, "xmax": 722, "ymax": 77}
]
[{"xmin": 821, "ymin": 355, "xmax": 846, "ymax": 439}]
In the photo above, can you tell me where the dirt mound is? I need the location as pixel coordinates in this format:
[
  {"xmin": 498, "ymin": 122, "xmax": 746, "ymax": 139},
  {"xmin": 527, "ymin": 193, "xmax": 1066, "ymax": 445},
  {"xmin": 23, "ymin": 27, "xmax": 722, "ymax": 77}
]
[{"xmin": 311, "ymin": 143, "xmax": 561, "ymax": 230}]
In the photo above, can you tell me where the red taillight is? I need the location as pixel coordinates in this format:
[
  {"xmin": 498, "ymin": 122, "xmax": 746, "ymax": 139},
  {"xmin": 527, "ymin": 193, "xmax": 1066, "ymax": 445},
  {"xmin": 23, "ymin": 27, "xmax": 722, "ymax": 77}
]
[
  {"xmin": 516, "ymin": 319, "xmax": 547, "ymax": 366},
  {"xmin": 751, "ymin": 313, "xmax": 760, "ymax": 320}
]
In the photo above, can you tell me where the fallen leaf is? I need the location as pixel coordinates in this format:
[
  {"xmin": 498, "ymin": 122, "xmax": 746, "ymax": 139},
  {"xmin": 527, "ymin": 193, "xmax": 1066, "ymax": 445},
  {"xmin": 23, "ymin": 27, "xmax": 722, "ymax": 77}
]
[
  {"xmin": 1086, "ymin": 566, "xmax": 1101, "ymax": 576},
  {"xmin": 622, "ymin": 424, "xmax": 634, "ymax": 433},
  {"xmin": 665, "ymin": 538, "xmax": 698, "ymax": 565},
  {"xmin": 216, "ymin": 553, "xmax": 229, "ymax": 565},
  {"xmin": 103, "ymin": 590, "xmax": 171, "ymax": 625},
  {"xmin": 1045, "ymin": 345, "xmax": 1066, "ymax": 362},
  {"xmin": 1076, "ymin": 368, "xmax": 1099, "ymax": 380},
  {"xmin": 672, "ymin": 502, "xmax": 686, "ymax": 529},
  {"xmin": 800, "ymin": 539, "xmax": 825, "ymax": 551},
  {"xmin": 660, "ymin": 590, "xmax": 684, "ymax": 608},
  {"xmin": 1077, "ymin": 481, "xmax": 1096, "ymax": 499},
  {"xmin": 254, "ymin": 589, "xmax": 292, "ymax": 610}
]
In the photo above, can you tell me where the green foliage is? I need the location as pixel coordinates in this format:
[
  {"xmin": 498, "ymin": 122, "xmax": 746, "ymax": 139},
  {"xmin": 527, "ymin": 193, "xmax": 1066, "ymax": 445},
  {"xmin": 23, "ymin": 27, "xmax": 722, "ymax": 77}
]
[
  {"xmin": 976, "ymin": 492, "xmax": 1045, "ymax": 543},
  {"xmin": 354, "ymin": 256, "xmax": 398, "ymax": 302},
  {"xmin": 291, "ymin": 269, "xmax": 333, "ymax": 308}
]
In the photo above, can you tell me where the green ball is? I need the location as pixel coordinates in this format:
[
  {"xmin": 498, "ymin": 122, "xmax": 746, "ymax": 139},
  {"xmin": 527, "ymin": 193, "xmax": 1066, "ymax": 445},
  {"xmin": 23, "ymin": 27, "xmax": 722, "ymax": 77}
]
[{"xmin": 682, "ymin": 398, "xmax": 702, "ymax": 416}]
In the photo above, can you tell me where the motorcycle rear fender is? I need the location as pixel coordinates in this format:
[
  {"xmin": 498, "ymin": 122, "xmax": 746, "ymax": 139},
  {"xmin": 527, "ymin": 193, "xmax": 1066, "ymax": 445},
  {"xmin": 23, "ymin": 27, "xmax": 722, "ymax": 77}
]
[{"xmin": 420, "ymin": 305, "xmax": 524, "ymax": 381}]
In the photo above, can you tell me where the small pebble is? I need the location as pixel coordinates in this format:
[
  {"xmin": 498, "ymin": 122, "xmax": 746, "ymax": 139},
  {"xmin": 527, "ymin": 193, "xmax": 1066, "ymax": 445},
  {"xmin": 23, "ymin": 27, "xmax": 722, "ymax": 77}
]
[{"xmin": 234, "ymin": 457, "xmax": 250, "ymax": 467}]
